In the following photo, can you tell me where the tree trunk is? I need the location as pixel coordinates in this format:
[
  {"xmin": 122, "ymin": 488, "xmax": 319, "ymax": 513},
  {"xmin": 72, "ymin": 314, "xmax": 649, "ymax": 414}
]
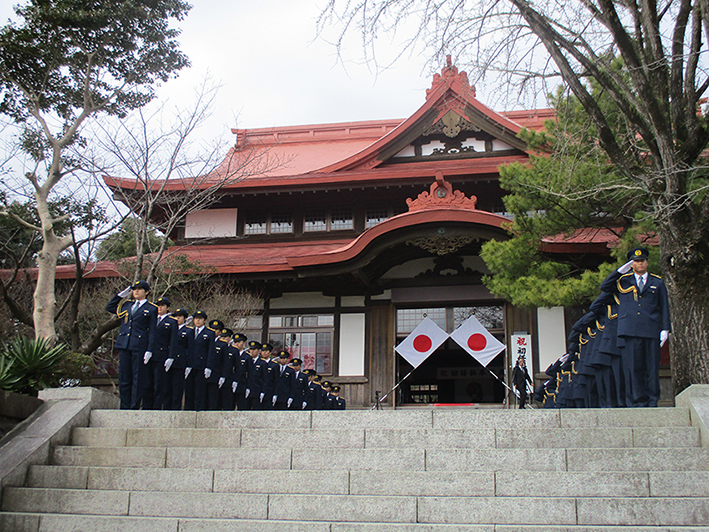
[
  {"xmin": 659, "ymin": 224, "xmax": 709, "ymax": 393},
  {"xmin": 33, "ymin": 239, "xmax": 60, "ymax": 343}
]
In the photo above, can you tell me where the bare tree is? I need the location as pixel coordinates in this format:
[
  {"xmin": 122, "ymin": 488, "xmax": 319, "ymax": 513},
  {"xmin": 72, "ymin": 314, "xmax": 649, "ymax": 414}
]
[
  {"xmin": 73, "ymin": 79, "xmax": 279, "ymax": 356},
  {"xmin": 319, "ymin": 0, "xmax": 709, "ymax": 391},
  {"xmin": 0, "ymin": 0, "xmax": 191, "ymax": 343}
]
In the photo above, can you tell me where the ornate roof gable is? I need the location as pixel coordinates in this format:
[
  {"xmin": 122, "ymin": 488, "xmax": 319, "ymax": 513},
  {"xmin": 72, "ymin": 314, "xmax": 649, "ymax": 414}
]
[{"xmin": 316, "ymin": 56, "xmax": 529, "ymax": 173}]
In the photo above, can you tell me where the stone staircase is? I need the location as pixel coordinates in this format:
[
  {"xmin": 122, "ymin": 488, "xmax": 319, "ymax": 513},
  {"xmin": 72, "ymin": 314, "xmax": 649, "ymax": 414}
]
[{"xmin": 2, "ymin": 406, "xmax": 709, "ymax": 531}]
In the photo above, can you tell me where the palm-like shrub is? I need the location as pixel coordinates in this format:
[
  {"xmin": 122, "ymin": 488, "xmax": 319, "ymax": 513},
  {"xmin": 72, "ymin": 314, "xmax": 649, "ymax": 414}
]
[
  {"xmin": 1, "ymin": 337, "xmax": 70, "ymax": 396},
  {"xmin": 0, "ymin": 357, "xmax": 20, "ymax": 391}
]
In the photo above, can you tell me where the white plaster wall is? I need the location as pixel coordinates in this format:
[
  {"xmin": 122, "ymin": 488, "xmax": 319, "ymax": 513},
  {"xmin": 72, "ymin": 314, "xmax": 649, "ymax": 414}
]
[
  {"xmin": 341, "ymin": 296, "xmax": 365, "ymax": 307},
  {"xmin": 339, "ymin": 313, "xmax": 366, "ymax": 376},
  {"xmin": 536, "ymin": 306, "xmax": 566, "ymax": 373},
  {"xmin": 185, "ymin": 209, "xmax": 237, "ymax": 238},
  {"xmin": 269, "ymin": 292, "xmax": 336, "ymax": 309}
]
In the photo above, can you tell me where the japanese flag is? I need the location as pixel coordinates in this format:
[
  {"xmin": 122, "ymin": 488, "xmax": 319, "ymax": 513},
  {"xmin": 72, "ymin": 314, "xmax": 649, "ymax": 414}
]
[
  {"xmin": 450, "ymin": 315, "xmax": 506, "ymax": 367},
  {"xmin": 395, "ymin": 317, "xmax": 449, "ymax": 369}
]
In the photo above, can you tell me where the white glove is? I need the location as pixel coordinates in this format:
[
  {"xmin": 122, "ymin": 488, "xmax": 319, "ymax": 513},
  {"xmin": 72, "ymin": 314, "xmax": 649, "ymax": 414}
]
[
  {"xmin": 232, "ymin": 381, "xmax": 238, "ymax": 393},
  {"xmin": 204, "ymin": 368, "xmax": 212, "ymax": 379},
  {"xmin": 218, "ymin": 377, "xmax": 225, "ymax": 388},
  {"xmin": 245, "ymin": 388, "xmax": 250, "ymax": 398},
  {"xmin": 302, "ymin": 401, "xmax": 307, "ymax": 409},
  {"xmin": 143, "ymin": 352, "xmax": 152, "ymax": 364},
  {"xmin": 164, "ymin": 358, "xmax": 174, "ymax": 372},
  {"xmin": 185, "ymin": 367, "xmax": 191, "ymax": 378},
  {"xmin": 617, "ymin": 259, "xmax": 634, "ymax": 274},
  {"xmin": 259, "ymin": 392, "xmax": 265, "ymax": 402},
  {"xmin": 287, "ymin": 398, "xmax": 293, "ymax": 408},
  {"xmin": 660, "ymin": 330, "xmax": 670, "ymax": 347},
  {"xmin": 185, "ymin": 316, "xmax": 193, "ymax": 325},
  {"xmin": 272, "ymin": 395, "xmax": 277, "ymax": 406},
  {"xmin": 118, "ymin": 286, "xmax": 132, "ymax": 298}
]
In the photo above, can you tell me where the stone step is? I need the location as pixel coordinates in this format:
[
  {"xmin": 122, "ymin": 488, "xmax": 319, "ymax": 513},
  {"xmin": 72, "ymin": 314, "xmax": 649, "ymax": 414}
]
[
  {"xmin": 4, "ymin": 488, "xmax": 709, "ymax": 526},
  {"xmin": 5, "ymin": 514, "xmax": 709, "ymax": 532},
  {"xmin": 50, "ymin": 444, "xmax": 709, "ymax": 472},
  {"xmin": 70, "ymin": 425, "xmax": 701, "ymax": 449},
  {"xmin": 87, "ymin": 406, "xmax": 692, "ymax": 431},
  {"xmin": 27, "ymin": 465, "xmax": 709, "ymax": 498}
]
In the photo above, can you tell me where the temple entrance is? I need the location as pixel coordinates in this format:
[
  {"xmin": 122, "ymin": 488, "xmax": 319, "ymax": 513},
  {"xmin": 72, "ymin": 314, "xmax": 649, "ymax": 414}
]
[{"xmin": 395, "ymin": 305, "xmax": 508, "ymax": 405}]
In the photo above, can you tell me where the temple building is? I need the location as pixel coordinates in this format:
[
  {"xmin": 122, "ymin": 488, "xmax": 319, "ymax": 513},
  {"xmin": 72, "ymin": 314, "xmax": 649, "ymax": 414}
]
[{"xmin": 102, "ymin": 59, "xmax": 612, "ymax": 408}]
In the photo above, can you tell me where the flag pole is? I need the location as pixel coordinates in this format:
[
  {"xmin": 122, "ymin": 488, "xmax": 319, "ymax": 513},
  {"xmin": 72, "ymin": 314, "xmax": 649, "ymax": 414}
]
[{"xmin": 370, "ymin": 364, "xmax": 417, "ymax": 411}]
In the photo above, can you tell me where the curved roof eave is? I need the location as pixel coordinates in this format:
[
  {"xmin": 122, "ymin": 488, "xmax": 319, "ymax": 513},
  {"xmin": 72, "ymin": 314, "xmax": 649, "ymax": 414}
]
[{"xmin": 287, "ymin": 208, "xmax": 511, "ymax": 269}]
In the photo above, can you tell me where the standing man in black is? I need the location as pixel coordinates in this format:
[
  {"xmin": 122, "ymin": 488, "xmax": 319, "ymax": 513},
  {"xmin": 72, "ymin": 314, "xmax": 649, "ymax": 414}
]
[
  {"xmin": 258, "ymin": 343, "xmax": 277, "ymax": 410},
  {"xmin": 165, "ymin": 307, "xmax": 191, "ymax": 410},
  {"xmin": 184, "ymin": 310, "xmax": 215, "ymax": 411},
  {"xmin": 600, "ymin": 247, "xmax": 671, "ymax": 407},
  {"xmin": 106, "ymin": 280, "xmax": 157, "ymax": 410},
  {"xmin": 273, "ymin": 350, "xmax": 295, "ymax": 410},
  {"xmin": 245, "ymin": 340, "xmax": 263, "ymax": 410},
  {"xmin": 512, "ymin": 355, "xmax": 532, "ymax": 409},
  {"xmin": 230, "ymin": 333, "xmax": 249, "ymax": 410},
  {"xmin": 144, "ymin": 296, "xmax": 176, "ymax": 410},
  {"xmin": 289, "ymin": 358, "xmax": 308, "ymax": 410}
]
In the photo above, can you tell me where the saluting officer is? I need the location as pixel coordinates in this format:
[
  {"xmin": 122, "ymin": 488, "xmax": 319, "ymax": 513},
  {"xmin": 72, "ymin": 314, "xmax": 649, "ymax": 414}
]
[
  {"xmin": 600, "ymin": 247, "xmax": 671, "ymax": 407},
  {"xmin": 144, "ymin": 296, "xmax": 176, "ymax": 410},
  {"xmin": 165, "ymin": 307, "xmax": 191, "ymax": 410},
  {"xmin": 106, "ymin": 280, "xmax": 158, "ymax": 410},
  {"xmin": 184, "ymin": 310, "xmax": 216, "ymax": 411}
]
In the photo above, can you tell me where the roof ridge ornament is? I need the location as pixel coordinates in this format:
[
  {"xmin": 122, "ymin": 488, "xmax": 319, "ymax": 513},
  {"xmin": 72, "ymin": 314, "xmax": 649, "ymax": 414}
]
[
  {"xmin": 426, "ymin": 55, "xmax": 475, "ymax": 100},
  {"xmin": 406, "ymin": 172, "xmax": 478, "ymax": 212}
]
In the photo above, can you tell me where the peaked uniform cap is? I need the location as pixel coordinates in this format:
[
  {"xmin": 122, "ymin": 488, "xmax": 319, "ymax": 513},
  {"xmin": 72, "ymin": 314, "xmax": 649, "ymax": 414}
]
[
  {"xmin": 132, "ymin": 280, "xmax": 150, "ymax": 291},
  {"xmin": 627, "ymin": 247, "xmax": 649, "ymax": 260}
]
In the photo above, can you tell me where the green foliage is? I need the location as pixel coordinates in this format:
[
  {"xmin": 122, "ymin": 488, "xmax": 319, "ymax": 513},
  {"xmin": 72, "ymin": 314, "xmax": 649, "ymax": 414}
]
[
  {"xmin": 0, "ymin": 337, "xmax": 94, "ymax": 396},
  {"xmin": 481, "ymin": 82, "xmax": 660, "ymax": 308},
  {"xmin": 0, "ymin": 191, "xmax": 109, "ymax": 268},
  {"xmin": 0, "ymin": 0, "xmax": 191, "ymax": 126},
  {"xmin": 0, "ymin": 356, "xmax": 20, "ymax": 391},
  {"xmin": 96, "ymin": 217, "xmax": 173, "ymax": 261}
]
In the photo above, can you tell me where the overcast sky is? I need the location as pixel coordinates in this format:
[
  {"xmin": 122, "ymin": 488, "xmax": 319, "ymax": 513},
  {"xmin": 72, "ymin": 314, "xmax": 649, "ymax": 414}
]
[{"xmin": 1, "ymin": 1, "xmax": 453, "ymax": 143}]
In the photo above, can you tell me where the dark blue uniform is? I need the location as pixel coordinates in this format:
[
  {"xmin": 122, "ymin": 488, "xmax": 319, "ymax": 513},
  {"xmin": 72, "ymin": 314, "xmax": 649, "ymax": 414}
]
[
  {"xmin": 206, "ymin": 337, "xmax": 229, "ymax": 410},
  {"xmin": 166, "ymin": 323, "xmax": 192, "ymax": 410},
  {"xmin": 184, "ymin": 326, "xmax": 216, "ymax": 411},
  {"xmin": 144, "ymin": 314, "xmax": 177, "ymax": 410},
  {"xmin": 106, "ymin": 294, "xmax": 157, "ymax": 410},
  {"xmin": 290, "ymin": 370, "xmax": 308, "ymax": 410},
  {"xmin": 258, "ymin": 359, "xmax": 278, "ymax": 410},
  {"xmin": 234, "ymin": 350, "xmax": 252, "ymax": 410},
  {"xmin": 601, "ymin": 269, "xmax": 671, "ymax": 407},
  {"xmin": 273, "ymin": 364, "xmax": 295, "ymax": 410}
]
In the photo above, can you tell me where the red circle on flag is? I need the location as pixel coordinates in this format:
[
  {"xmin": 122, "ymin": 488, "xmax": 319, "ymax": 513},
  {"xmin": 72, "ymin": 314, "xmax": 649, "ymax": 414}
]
[
  {"xmin": 468, "ymin": 333, "xmax": 487, "ymax": 351},
  {"xmin": 413, "ymin": 335, "xmax": 432, "ymax": 353}
]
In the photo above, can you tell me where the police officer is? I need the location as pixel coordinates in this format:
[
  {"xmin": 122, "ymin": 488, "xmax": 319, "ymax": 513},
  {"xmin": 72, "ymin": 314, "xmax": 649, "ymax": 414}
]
[
  {"xmin": 184, "ymin": 310, "xmax": 216, "ymax": 411},
  {"xmin": 289, "ymin": 358, "xmax": 308, "ymax": 410},
  {"xmin": 321, "ymin": 381, "xmax": 335, "ymax": 410},
  {"xmin": 206, "ymin": 327, "xmax": 230, "ymax": 410},
  {"xmin": 258, "ymin": 343, "xmax": 277, "ymax": 410},
  {"xmin": 273, "ymin": 350, "xmax": 295, "ymax": 410},
  {"xmin": 233, "ymin": 334, "xmax": 252, "ymax": 410},
  {"xmin": 331, "ymin": 385, "xmax": 346, "ymax": 410},
  {"xmin": 144, "ymin": 296, "xmax": 176, "ymax": 410},
  {"xmin": 600, "ymin": 247, "xmax": 671, "ymax": 407},
  {"xmin": 165, "ymin": 307, "xmax": 191, "ymax": 410},
  {"xmin": 244, "ymin": 340, "xmax": 262, "ymax": 410},
  {"xmin": 106, "ymin": 280, "xmax": 157, "ymax": 410}
]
